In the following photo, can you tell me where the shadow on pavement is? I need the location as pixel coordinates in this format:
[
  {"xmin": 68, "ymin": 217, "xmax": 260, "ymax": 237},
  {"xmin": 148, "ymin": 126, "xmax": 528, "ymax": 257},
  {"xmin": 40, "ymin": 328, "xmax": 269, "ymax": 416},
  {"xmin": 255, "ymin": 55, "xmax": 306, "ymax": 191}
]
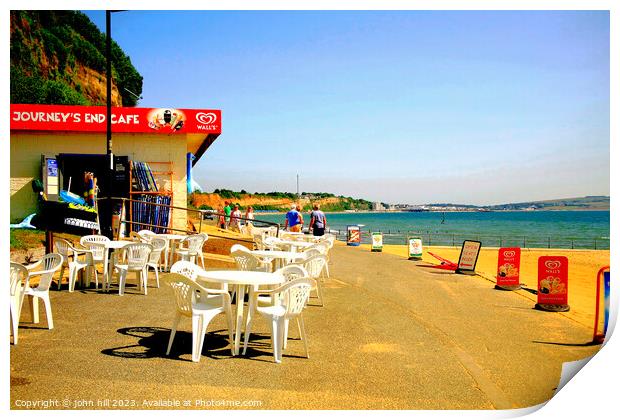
[
  {"xmin": 101, "ymin": 326, "xmax": 233, "ymax": 361},
  {"xmin": 101, "ymin": 326, "xmax": 307, "ymax": 363}
]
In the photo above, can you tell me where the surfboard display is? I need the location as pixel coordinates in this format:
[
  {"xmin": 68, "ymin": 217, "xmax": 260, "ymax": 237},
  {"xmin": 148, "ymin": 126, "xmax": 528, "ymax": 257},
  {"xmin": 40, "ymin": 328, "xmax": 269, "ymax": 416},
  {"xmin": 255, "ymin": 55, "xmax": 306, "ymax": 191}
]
[{"xmin": 132, "ymin": 194, "xmax": 171, "ymax": 234}]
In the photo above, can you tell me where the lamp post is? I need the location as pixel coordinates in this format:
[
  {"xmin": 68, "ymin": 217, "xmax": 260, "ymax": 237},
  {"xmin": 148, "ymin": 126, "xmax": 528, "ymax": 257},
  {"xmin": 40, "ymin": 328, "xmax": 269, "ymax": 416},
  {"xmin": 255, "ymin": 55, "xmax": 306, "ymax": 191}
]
[{"xmin": 106, "ymin": 11, "xmax": 113, "ymax": 171}]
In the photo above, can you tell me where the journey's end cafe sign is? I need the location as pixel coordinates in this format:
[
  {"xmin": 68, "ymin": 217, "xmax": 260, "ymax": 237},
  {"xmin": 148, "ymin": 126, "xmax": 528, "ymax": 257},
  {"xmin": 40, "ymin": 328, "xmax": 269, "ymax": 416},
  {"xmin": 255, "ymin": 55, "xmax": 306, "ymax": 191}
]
[{"xmin": 10, "ymin": 104, "xmax": 221, "ymax": 134}]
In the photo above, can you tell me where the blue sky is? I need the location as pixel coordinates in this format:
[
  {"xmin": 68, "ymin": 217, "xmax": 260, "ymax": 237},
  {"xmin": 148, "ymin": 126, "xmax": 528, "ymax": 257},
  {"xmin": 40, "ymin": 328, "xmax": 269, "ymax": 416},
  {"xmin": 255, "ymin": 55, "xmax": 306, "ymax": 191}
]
[{"xmin": 83, "ymin": 10, "xmax": 610, "ymax": 205}]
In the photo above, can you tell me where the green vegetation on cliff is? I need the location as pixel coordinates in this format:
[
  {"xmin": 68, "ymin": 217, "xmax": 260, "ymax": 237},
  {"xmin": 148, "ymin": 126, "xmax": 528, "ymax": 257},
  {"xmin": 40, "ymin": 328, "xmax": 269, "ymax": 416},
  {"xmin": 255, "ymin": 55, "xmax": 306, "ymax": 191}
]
[
  {"xmin": 191, "ymin": 190, "xmax": 373, "ymax": 212},
  {"xmin": 10, "ymin": 10, "xmax": 143, "ymax": 106}
]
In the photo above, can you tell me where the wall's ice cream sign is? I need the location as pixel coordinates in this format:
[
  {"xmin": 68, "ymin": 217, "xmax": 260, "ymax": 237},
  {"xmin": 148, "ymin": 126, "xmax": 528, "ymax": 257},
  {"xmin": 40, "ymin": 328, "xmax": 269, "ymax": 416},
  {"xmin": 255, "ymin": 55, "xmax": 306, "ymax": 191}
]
[
  {"xmin": 495, "ymin": 247, "xmax": 521, "ymax": 290},
  {"xmin": 536, "ymin": 256, "xmax": 569, "ymax": 312},
  {"xmin": 10, "ymin": 104, "xmax": 221, "ymax": 134}
]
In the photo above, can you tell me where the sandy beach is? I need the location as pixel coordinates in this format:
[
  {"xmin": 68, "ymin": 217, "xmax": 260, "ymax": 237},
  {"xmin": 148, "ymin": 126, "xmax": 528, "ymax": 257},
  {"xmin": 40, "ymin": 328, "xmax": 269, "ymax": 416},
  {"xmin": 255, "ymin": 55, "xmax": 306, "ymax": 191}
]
[{"xmin": 361, "ymin": 244, "xmax": 610, "ymax": 330}]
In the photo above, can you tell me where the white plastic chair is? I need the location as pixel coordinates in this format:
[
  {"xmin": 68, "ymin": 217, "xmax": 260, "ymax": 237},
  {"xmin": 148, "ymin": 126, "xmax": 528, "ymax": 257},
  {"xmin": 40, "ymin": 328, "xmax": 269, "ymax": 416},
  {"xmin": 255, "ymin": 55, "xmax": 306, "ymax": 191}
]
[
  {"xmin": 163, "ymin": 272, "xmax": 234, "ymax": 362},
  {"xmin": 174, "ymin": 233, "xmax": 207, "ymax": 269},
  {"xmin": 255, "ymin": 264, "xmax": 308, "ymax": 306},
  {"xmin": 129, "ymin": 231, "xmax": 144, "ymax": 242},
  {"xmin": 64, "ymin": 242, "xmax": 100, "ymax": 292},
  {"xmin": 302, "ymin": 243, "xmax": 330, "ymax": 277},
  {"xmin": 80, "ymin": 235, "xmax": 110, "ymax": 245},
  {"xmin": 80, "ymin": 235, "xmax": 110, "ymax": 289},
  {"xmin": 242, "ymin": 278, "xmax": 314, "ymax": 363},
  {"xmin": 146, "ymin": 237, "xmax": 167, "ymax": 288},
  {"xmin": 231, "ymin": 247, "xmax": 270, "ymax": 272},
  {"xmin": 263, "ymin": 236, "xmax": 284, "ymax": 251},
  {"xmin": 262, "ymin": 265, "xmax": 309, "ymax": 349},
  {"xmin": 110, "ymin": 243, "xmax": 153, "ymax": 296},
  {"xmin": 300, "ymin": 254, "xmax": 328, "ymax": 306},
  {"xmin": 10, "ymin": 262, "xmax": 30, "ymax": 345},
  {"xmin": 138, "ymin": 230, "xmax": 156, "ymax": 242},
  {"xmin": 24, "ymin": 253, "xmax": 63, "ymax": 330},
  {"xmin": 171, "ymin": 260, "xmax": 230, "ymax": 296},
  {"xmin": 54, "ymin": 238, "xmax": 80, "ymax": 290}
]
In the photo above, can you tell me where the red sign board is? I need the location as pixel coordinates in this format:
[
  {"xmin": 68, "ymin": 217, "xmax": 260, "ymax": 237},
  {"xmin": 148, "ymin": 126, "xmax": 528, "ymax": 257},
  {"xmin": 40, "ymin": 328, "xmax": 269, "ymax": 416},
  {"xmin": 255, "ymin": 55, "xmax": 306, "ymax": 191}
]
[
  {"xmin": 496, "ymin": 247, "xmax": 521, "ymax": 287},
  {"xmin": 10, "ymin": 104, "xmax": 221, "ymax": 134},
  {"xmin": 537, "ymin": 256, "xmax": 569, "ymax": 306}
]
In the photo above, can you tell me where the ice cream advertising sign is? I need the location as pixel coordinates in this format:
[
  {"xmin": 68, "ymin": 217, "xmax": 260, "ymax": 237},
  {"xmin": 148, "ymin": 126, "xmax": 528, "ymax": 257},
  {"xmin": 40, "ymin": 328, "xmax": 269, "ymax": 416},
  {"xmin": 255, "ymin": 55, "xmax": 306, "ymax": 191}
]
[
  {"xmin": 408, "ymin": 237, "xmax": 423, "ymax": 260},
  {"xmin": 455, "ymin": 240, "xmax": 481, "ymax": 275},
  {"xmin": 536, "ymin": 256, "xmax": 569, "ymax": 311},
  {"xmin": 496, "ymin": 247, "xmax": 521, "ymax": 290},
  {"xmin": 371, "ymin": 232, "xmax": 383, "ymax": 252},
  {"xmin": 10, "ymin": 104, "xmax": 221, "ymax": 134},
  {"xmin": 347, "ymin": 225, "xmax": 361, "ymax": 246}
]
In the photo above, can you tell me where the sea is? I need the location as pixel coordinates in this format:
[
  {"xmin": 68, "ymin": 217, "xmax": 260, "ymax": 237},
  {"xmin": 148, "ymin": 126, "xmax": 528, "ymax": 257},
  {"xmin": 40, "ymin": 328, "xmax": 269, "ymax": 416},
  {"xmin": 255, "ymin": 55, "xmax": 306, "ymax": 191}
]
[{"xmin": 254, "ymin": 210, "xmax": 610, "ymax": 250}]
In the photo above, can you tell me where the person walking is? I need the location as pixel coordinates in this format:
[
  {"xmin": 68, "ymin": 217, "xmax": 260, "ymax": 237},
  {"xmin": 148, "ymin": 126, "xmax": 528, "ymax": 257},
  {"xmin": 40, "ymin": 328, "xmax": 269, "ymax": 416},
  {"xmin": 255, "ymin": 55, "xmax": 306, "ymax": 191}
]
[
  {"xmin": 284, "ymin": 203, "xmax": 302, "ymax": 232},
  {"xmin": 244, "ymin": 206, "xmax": 255, "ymax": 234},
  {"xmin": 217, "ymin": 204, "xmax": 226, "ymax": 229},
  {"xmin": 223, "ymin": 201, "xmax": 232, "ymax": 229},
  {"xmin": 229, "ymin": 205, "xmax": 242, "ymax": 232},
  {"xmin": 309, "ymin": 203, "xmax": 327, "ymax": 236}
]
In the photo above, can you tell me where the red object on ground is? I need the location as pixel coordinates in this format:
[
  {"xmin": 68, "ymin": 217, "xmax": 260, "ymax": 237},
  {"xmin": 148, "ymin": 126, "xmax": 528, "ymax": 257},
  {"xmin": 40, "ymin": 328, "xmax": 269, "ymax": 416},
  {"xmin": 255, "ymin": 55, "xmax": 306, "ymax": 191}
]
[
  {"xmin": 427, "ymin": 252, "xmax": 458, "ymax": 270},
  {"xmin": 537, "ymin": 256, "xmax": 569, "ymax": 306},
  {"xmin": 496, "ymin": 248, "xmax": 521, "ymax": 288}
]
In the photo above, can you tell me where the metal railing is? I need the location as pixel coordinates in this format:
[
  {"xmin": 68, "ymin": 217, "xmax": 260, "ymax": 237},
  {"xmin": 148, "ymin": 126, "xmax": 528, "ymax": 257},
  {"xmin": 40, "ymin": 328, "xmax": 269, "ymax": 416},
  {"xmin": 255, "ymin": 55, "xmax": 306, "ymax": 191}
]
[
  {"xmin": 98, "ymin": 197, "xmax": 279, "ymax": 241},
  {"xmin": 328, "ymin": 226, "xmax": 609, "ymax": 250}
]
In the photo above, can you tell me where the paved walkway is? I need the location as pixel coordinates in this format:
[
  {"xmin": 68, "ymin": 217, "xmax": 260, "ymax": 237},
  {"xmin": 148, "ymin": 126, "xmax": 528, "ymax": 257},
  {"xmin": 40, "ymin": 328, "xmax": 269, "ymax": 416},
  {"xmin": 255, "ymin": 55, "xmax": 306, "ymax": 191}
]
[{"xmin": 10, "ymin": 245, "xmax": 600, "ymax": 409}]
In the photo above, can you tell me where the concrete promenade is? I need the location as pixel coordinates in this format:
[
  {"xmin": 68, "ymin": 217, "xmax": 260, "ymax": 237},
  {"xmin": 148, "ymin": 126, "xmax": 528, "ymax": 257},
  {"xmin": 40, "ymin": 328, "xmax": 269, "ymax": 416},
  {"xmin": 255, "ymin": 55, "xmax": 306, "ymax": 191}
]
[{"xmin": 10, "ymin": 244, "xmax": 600, "ymax": 409}]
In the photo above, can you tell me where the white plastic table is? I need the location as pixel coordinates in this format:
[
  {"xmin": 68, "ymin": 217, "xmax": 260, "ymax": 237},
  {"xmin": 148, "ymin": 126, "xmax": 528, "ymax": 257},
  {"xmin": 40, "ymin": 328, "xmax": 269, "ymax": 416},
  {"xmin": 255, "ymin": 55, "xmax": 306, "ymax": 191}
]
[
  {"xmin": 249, "ymin": 250, "xmax": 307, "ymax": 271},
  {"xmin": 104, "ymin": 240, "xmax": 133, "ymax": 288},
  {"xmin": 274, "ymin": 239, "xmax": 316, "ymax": 253},
  {"xmin": 156, "ymin": 233, "xmax": 186, "ymax": 271},
  {"xmin": 196, "ymin": 270, "xmax": 285, "ymax": 355}
]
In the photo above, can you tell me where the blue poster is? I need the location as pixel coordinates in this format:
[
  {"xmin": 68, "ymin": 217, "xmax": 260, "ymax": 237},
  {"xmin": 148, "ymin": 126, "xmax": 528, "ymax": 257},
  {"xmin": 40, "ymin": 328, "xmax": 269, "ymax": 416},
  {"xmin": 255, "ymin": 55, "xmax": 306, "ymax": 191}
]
[{"xmin": 47, "ymin": 158, "xmax": 58, "ymax": 177}]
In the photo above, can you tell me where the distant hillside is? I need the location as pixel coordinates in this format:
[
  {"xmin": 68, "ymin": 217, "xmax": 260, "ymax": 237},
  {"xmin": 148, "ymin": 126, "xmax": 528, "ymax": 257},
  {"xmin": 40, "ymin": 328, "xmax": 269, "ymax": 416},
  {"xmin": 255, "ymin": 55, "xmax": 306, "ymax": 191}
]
[
  {"xmin": 190, "ymin": 190, "xmax": 372, "ymax": 212},
  {"xmin": 425, "ymin": 196, "xmax": 609, "ymax": 211},
  {"xmin": 488, "ymin": 196, "xmax": 610, "ymax": 211},
  {"xmin": 10, "ymin": 10, "xmax": 142, "ymax": 106}
]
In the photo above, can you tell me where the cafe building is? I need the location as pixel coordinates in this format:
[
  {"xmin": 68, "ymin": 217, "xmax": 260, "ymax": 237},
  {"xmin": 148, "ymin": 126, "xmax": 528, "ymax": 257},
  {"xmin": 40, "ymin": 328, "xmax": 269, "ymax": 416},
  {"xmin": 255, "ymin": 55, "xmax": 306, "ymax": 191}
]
[{"xmin": 10, "ymin": 103, "xmax": 222, "ymax": 233}]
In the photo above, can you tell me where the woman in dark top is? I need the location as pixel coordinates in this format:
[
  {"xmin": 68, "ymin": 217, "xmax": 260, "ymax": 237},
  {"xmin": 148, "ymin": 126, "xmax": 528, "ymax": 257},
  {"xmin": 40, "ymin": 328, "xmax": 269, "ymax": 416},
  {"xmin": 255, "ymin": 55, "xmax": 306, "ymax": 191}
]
[{"xmin": 309, "ymin": 204, "xmax": 327, "ymax": 236}]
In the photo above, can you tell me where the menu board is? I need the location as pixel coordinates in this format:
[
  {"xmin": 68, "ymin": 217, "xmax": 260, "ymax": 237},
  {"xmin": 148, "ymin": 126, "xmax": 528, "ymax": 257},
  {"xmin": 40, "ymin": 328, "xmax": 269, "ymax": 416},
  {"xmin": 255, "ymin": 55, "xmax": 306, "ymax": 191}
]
[
  {"xmin": 371, "ymin": 232, "xmax": 383, "ymax": 252},
  {"xmin": 456, "ymin": 240, "xmax": 481, "ymax": 274},
  {"xmin": 408, "ymin": 237, "xmax": 423, "ymax": 260}
]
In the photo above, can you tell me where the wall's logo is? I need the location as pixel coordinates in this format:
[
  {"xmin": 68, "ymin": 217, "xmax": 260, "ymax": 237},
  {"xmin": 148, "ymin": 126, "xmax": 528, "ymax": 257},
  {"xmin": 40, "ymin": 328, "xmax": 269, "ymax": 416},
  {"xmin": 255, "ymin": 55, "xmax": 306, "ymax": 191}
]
[
  {"xmin": 503, "ymin": 250, "xmax": 516, "ymax": 258},
  {"xmin": 545, "ymin": 261, "xmax": 561, "ymax": 270},
  {"xmin": 196, "ymin": 112, "xmax": 218, "ymax": 125}
]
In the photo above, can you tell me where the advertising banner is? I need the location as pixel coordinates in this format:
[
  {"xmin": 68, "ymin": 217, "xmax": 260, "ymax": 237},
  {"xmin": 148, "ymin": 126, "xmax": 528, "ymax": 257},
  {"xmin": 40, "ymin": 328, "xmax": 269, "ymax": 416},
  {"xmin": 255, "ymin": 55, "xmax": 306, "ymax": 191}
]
[
  {"xmin": 347, "ymin": 225, "xmax": 361, "ymax": 246},
  {"xmin": 495, "ymin": 247, "xmax": 521, "ymax": 290},
  {"xmin": 408, "ymin": 237, "xmax": 423, "ymax": 260},
  {"xmin": 536, "ymin": 256, "xmax": 569, "ymax": 312},
  {"xmin": 604, "ymin": 271, "xmax": 610, "ymax": 334},
  {"xmin": 10, "ymin": 104, "xmax": 221, "ymax": 134},
  {"xmin": 456, "ymin": 240, "xmax": 481, "ymax": 275},
  {"xmin": 371, "ymin": 232, "xmax": 383, "ymax": 252}
]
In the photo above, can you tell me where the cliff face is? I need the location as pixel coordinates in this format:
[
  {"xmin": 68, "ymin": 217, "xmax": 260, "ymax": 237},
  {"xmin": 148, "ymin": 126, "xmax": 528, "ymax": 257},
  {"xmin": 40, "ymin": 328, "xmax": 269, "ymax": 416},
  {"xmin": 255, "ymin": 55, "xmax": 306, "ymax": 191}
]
[
  {"xmin": 10, "ymin": 11, "xmax": 142, "ymax": 107},
  {"xmin": 190, "ymin": 193, "xmax": 370, "ymax": 212}
]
